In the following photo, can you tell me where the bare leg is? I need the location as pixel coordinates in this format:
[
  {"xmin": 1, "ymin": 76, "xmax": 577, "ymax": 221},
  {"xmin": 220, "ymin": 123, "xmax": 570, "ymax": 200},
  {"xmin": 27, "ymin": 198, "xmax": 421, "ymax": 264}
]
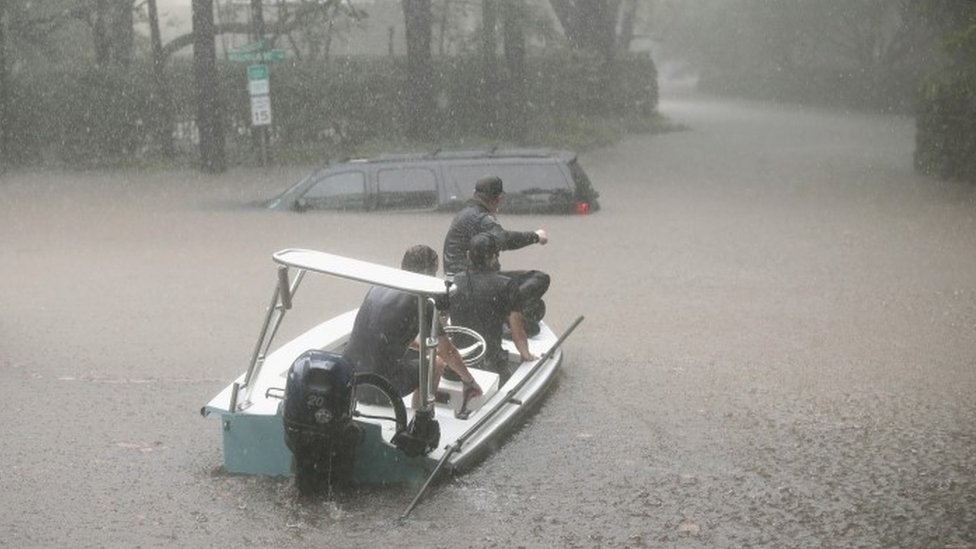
[{"xmin": 411, "ymin": 356, "xmax": 447, "ymax": 409}]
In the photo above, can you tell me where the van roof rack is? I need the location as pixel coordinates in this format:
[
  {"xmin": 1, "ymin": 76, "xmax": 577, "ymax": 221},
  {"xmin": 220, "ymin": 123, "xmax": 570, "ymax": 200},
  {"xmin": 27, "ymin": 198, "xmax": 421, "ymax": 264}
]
[{"xmin": 330, "ymin": 148, "xmax": 571, "ymax": 165}]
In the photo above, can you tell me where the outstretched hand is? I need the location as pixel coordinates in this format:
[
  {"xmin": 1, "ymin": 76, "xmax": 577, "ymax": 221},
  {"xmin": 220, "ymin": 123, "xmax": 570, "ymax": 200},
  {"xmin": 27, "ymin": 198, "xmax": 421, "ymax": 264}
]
[{"xmin": 535, "ymin": 229, "xmax": 549, "ymax": 245}]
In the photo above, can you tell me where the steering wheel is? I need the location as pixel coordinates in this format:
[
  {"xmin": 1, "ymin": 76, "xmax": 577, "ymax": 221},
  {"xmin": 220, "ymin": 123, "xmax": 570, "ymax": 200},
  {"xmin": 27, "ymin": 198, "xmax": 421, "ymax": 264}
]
[{"xmin": 443, "ymin": 325, "xmax": 487, "ymax": 368}]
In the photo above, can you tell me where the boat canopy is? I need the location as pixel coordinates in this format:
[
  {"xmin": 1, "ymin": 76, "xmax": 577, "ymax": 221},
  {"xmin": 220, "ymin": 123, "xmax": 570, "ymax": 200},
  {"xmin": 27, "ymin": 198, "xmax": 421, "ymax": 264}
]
[
  {"xmin": 273, "ymin": 249, "xmax": 449, "ymax": 297},
  {"xmin": 232, "ymin": 249, "xmax": 449, "ymax": 413}
]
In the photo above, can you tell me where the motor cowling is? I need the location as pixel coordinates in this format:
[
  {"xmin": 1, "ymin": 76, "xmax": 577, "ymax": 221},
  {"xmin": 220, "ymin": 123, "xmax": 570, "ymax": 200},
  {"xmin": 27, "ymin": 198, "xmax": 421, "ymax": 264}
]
[
  {"xmin": 283, "ymin": 350, "xmax": 354, "ymax": 432},
  {"xmin": 283, "ymin": 350, "xmax": 361, "ymax": 495}
]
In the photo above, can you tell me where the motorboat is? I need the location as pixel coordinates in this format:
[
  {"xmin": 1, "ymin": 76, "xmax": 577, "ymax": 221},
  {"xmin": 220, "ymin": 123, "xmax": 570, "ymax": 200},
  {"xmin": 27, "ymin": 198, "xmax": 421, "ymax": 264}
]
[{"xmin": 201, "ymin": 249, "xmax": 581, "ymax": 502}]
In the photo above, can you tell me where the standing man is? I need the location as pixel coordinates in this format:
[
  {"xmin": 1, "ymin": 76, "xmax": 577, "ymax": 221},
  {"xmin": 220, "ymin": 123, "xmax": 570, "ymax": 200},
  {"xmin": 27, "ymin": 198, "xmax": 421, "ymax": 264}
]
[
  {"xmin": 442, "ymin": 175, "xmax": 550, "ymax": 333},
  {"xmin": 342, "ymin": 245, "xmax": 482, "ymax": 408},
  {"xmin": 451, "ymin": 233, "xmax": 537, "ymax": 383}
]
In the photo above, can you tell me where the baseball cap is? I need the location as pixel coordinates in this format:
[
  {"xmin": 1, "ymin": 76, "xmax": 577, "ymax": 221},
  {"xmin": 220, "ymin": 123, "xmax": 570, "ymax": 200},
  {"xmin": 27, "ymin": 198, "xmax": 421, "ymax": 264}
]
[{"xmin": 474, "ymin": 176, "xmax": 504, "ymax": 197}]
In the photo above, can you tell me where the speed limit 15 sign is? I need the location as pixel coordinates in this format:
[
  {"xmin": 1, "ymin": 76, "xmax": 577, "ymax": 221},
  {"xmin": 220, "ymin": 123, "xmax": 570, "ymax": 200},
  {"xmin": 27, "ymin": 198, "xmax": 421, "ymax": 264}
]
[{"xmin": 250, "ymin": 95, "xmax": 272, "ymax": 126}]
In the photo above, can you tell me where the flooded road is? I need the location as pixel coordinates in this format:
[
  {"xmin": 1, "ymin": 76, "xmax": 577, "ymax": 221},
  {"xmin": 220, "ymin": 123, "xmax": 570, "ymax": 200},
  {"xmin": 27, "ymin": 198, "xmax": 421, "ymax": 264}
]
[{"xmin": 2, "ymin": 90, "xmax": 974, "ymax": 548}]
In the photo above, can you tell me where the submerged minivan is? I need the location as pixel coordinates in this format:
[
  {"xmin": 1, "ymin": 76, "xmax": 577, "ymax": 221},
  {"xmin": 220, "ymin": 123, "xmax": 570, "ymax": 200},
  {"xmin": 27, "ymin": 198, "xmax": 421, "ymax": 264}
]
[{"xmin": 266, "ymin": 148, "xmax": 600, "ymax": 215}]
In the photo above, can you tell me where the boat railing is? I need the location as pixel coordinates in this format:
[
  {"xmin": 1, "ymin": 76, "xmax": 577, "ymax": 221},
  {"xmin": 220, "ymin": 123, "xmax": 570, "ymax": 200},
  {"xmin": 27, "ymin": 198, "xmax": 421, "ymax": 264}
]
[
  {"xmin": 237, "ymin": 266, "xmax": 305, "ymax": 411},
  {"xmin": 234, "ymin": 249, "xmax": 452, "ymax": 413}
]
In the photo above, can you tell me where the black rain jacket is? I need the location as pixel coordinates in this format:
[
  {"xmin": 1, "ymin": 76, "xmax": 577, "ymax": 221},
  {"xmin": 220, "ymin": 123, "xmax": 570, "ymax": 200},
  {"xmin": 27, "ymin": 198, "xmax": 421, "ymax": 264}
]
[{"xmin": 442, "ymin": 199, "xmax": 540, "ymax": 276}]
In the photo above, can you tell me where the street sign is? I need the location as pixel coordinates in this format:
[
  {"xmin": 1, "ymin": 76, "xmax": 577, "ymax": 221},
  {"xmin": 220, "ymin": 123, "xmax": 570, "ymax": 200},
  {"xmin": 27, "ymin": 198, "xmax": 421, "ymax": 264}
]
[
  {"xmin": 247, "ymin": 64, "xmax": 272, "ymax": 127},
  {"xmin": 247, "ymin": 64, "xmax": 268, "ymax": 81},
  {"xmin": 249, "ymin": 79, "xmax": 270, "ymax": 96},
  {"xmin": 235, "ymin": 48, "xmax": 277, "ymax": 165},
  {"xmin": 250, "ymin": 95, "xmax": 272, "ymax": 126},
  {"xmin": 228, "ymin": 50, "xmax": 287, "ymax": 63},
  {"xmin": 247, "ymin": 64, "xmax": 270, "ymax": 95}
]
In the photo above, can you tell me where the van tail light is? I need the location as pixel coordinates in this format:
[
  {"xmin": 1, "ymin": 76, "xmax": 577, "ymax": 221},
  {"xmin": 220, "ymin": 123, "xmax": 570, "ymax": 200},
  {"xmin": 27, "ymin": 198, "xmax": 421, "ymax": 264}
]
[{"xmin": 575, "ymin": 201, "xmax": 591, "ymax": 215}]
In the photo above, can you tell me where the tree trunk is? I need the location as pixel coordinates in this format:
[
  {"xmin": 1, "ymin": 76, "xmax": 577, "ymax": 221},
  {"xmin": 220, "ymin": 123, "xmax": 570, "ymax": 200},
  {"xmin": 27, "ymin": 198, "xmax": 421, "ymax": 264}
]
[
  {"xmin": 617, "ymin": 0, "xmax": 639, "ymax": 52},
  {"xmin": 576, "ymin": 0, "xmax": 615, "ymax": 57},
  {"xmin": 438, "ymin": 0, "xmax": 450, "ymax": 56},
  {"xmin": 501, "ymin": 0, "xmax": 526, "ymax": 139},
  {"xmin": 481, "ymin": 0, "xmax": 499, "ymax": 135},
  {"xmin": 548, "ymin": 0, "xmax": 615, "ymax": 57},
  {"xmin": 0, "ymin": 0, "xmax": 8, "ymax": 169},
  {"xmin": 402, "ymin": 0, "xmax": 436, "ymax": 140},
  {"xmin": 147, "ymin": 0, "xmax": 175, "ymax": 158},
  {"xmin": 251, "ymin": 0, "xmax": 265, "ymax": 39},
  {"xmin": 324, "ymin": 17, "xmax": 334, "ymax": 61},
  {"xmin": 250, "ymin": 0, "xmax": 265, "ymax": 153},
  {"xmin": 93, "ymin": 0, "xmax": 111, "ymax": 65},
  {"xmin": 547, "ymin": 0, "xmax": 579, "ymax": 46},
  {"xmin": 111, "ymin": 0, "xmax": 134, "ymax": 66},
  {"xmin": 192, "ymin": 0, "xmax": 226, "ymax": 173}
]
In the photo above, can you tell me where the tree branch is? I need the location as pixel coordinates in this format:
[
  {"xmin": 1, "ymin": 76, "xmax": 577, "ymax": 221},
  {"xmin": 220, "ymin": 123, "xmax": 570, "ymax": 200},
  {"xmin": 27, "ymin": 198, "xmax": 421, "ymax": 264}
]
[{"xmin": 161, "ymin": 0, "xmax": 340, "ymax": 61}]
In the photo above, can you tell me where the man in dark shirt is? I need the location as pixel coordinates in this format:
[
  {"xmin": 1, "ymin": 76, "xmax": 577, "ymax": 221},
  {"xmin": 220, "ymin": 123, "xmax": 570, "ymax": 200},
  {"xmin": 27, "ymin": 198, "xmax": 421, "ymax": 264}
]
[
  {"xmin": 443, "ymin": 175, "xmax": 548, "ymax": 275},
  {"xmin": 342, "ymin": 245, "xmax": 482, "ymax": 407},
  {"xmin": 451, "ymin": 234, "xmax": 537, "ymax": 382},
  {"xmin": 443, "ymin": 176, "xmax": 550, "ymax": 333}
]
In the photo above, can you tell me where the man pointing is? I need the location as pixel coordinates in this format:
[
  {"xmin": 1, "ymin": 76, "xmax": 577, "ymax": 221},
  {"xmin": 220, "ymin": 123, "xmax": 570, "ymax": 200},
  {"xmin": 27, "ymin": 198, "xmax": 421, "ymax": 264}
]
[{"xmin": 443, "ymin": 175, "xmax": 550, "ymax": 334}]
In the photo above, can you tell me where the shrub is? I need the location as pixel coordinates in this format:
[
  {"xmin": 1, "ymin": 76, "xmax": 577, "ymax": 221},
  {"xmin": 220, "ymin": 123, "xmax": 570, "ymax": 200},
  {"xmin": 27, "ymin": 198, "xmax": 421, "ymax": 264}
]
[
  {"xmin": 914, "ymin": 25, "xmax": 976, "ymax": 183},
  {"xmin": 4, "ymin": 51, "xmax": 658, "ymax": 167},
  {"xmin": 7, "ymin": 67, "xmax": 152, "ymax": 166},
  {"xmin": 914, "ymin": 69, "xmax": 976, "ymax": 182}
]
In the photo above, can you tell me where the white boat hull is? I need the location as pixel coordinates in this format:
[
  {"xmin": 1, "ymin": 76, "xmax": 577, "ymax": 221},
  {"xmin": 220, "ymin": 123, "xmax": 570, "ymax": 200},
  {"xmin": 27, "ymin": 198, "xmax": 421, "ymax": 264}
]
[{"xmin": 203, "ymin": 310, "xmax": 564, "ymax": 484}]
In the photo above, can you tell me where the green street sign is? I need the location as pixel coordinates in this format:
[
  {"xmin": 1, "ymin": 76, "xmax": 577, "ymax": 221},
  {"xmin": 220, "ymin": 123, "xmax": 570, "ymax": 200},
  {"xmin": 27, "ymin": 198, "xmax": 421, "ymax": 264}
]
[
  {"xmin": 248, "ymin": 64, "xmax": 270, "ymax": 96},
  {"xmin": 248, "ymin": 64, "xmax": 268, "ymax": 81},
  {"xmin": 228, "ymin": 50, "xmax": 287, "ymax": 63}
]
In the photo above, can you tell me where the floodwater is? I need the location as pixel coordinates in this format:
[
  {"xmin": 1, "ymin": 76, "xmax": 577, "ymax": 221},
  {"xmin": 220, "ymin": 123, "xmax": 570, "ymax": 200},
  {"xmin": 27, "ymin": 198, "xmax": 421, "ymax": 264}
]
[{"xmin": 2, "ymin": 89, "xmax": 975, "ymax": 548}]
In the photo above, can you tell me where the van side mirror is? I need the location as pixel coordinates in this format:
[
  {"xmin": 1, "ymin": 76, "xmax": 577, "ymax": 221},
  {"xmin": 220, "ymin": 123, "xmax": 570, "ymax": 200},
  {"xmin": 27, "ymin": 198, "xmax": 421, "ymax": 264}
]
[{"xmin": 291, "ymin": 198, "xmax": 310, "ymax": 212}]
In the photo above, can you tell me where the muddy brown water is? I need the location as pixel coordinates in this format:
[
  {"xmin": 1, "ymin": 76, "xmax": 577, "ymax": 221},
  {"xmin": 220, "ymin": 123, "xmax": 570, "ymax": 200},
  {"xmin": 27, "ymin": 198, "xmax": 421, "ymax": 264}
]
[{"xmin": 2, "ymin": 90, "xmax": 974, "ymax": 548}]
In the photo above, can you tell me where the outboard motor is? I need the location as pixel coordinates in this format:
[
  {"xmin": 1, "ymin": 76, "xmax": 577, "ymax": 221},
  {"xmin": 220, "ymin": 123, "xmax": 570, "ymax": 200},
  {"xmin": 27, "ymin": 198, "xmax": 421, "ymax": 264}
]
[{"xmin": 283, "ymin": 350, "xmax": 361, "ymax": 496}]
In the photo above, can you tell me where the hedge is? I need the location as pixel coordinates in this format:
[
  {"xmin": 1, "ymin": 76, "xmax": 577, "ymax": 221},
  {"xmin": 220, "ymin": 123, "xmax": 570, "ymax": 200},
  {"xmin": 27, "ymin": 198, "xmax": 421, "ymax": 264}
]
[
  {"xmin": 914, "ymin": 70, "xmax": 976, "ymax": 182},
  {"xmin": 3, "ymin": 51, "xmax": 658, "ymax": 167}
]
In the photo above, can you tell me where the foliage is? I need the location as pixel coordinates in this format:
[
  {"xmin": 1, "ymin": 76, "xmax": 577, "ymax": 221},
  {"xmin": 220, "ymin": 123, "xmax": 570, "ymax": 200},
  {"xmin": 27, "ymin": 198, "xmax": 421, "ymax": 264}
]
[
  {"xmin": 4, "ymin": 51, "xmax": 659, "ymax": 167},
  {"xmin": 527, "ymin": 50, "xmax": 657, "ymax": 117},
  {"xmin": 2, "ymin": 0, "xmax": 140, "ymax": 68},
  {"xmin": 6, "ymin": 66, "xmax": 152, "ymax": 166},
  {"xmin": 548, "ymin": 0, "xmax": 616, "ymax": 55},
  {"xmin": 914, "ymin": 22, "xmax": 976, "ymax": 183},
  {"xmin": 264, "ymin": 58, "xmax": 404, "ymax": 148}
]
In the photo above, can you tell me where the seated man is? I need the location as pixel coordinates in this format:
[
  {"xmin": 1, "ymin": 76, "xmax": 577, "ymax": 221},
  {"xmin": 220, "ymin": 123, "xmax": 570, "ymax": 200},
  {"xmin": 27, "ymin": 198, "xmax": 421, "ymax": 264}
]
[
  {"xmin": 450, "ymin": 233, "xmax": 538, "ymax": 383},
  {"xmin": 442, "ymin": 175, "xmax": 550, "ymax": 335},
  {"xmin": 342, "ymin": 245, "xmax": 482, "ymax": 408}
]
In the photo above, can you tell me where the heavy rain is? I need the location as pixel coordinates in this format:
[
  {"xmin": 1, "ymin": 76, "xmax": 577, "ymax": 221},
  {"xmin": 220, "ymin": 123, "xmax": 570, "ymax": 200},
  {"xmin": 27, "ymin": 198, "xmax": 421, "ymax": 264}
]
[{"xmin": 1, "ymin": 1, "xmax": 975, "ymax": 547}]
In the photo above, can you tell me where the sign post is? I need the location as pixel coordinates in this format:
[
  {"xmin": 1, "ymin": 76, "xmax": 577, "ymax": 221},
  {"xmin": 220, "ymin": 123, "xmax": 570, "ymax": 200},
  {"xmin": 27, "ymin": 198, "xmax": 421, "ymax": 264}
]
[
  {"xmin": 247, "ymin": 64, "xmax": 271, "ymax": 165},
  {"xmin": 229, "ymin": 40, "xmax": 286, "ymax": 166}
]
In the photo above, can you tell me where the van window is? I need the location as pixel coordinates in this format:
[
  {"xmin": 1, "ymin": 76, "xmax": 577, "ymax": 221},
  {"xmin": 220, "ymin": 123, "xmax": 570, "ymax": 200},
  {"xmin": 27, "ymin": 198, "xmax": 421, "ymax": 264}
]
[
  {"xmin": 376, "ymin": 167, "xmax": 438, "ymax": 210},
  {"xmin": 445, "ymin": 163, "xmax": 571, "ymax": 197},
  {"xmin": 302, "ymin": 171, "xmax": 367, "ymax": 210}
]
